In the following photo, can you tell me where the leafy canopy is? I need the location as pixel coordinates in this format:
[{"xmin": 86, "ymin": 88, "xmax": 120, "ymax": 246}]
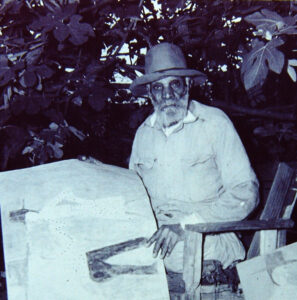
[{"xmin": 0, "ymin": 0, "xmax": 296, "ymax": 169}]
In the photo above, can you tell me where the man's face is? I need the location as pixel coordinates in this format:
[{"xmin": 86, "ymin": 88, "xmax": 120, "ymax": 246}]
[{"xmin": 147, "ymin": 76, "xmax": 191, "ymax": 128}]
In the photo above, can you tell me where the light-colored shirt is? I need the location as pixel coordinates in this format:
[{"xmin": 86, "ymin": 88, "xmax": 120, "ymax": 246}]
[{"xmin": 129, "ymin": 100, "xmax": 259, "ymax": 272}]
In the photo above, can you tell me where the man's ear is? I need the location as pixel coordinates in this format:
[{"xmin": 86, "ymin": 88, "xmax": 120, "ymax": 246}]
[
  {"xmin": 185, "ymin": 77, "xmax": 193, "ymax": 93},
  {"xmin": 146, "ymin": 84, "xmax": 152, "ymax": 97},
  {"xmin": 185, "ymin": 77, "xmax": 193, "ymax": 88}
]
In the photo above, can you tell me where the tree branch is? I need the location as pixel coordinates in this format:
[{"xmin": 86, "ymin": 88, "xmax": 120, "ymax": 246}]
[
  {"xmin": 109, "ymin": 83, "xmax": 296, "ymax": 122},
  {"xmin": 211, "ymin": 100, "xmax": 296, "ymax": 121}
]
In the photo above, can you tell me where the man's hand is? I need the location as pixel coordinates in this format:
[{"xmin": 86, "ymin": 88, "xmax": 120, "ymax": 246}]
[{"xmin": 146, "ymin": 224, "xmax": 185, "ymax": 259}]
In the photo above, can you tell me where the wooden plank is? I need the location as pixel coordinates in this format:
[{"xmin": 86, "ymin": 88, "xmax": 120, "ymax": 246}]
[
  {"xmin": 277, "ymin": 174, "xmax": 297, "ymax": 248},
  {"xmin": 247, "ymin": 163, "xmax": 295, "ymax": 259},
  {"xmin": 260, "ymin": 163, "xmax": 295, "ymax": 220},
  {"xmin": 260, "ymin": 230, "xmax": 278, "ymax": 255},
  {"xmin": 237, "ymin": 242, "xmax": 297, "ymax": 300},
  {"xmin": 185, "ymin": 219, "xmax": 294, "ymax": 233},
  {"xmin": 183, "ymin": 231, "xmax": 203, "ymax": 300}
]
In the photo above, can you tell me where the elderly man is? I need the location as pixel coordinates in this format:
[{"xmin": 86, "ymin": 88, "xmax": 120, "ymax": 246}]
[{"xmin": 129, "ymin": 43, "xmax": 259, "ymax": 281}]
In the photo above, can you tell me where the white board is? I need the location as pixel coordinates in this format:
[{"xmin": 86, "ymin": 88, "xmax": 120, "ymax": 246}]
[
  {"xmin": 237, "ymin": 242, "xmax": 297, "ymax": 300},
  {"xmin": 0, "ymin": 159, "xmax": 170, "ymax": 300}
]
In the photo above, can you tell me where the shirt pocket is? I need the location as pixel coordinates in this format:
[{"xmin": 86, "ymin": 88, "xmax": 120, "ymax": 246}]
[
  {"xmin": 181, "ymin": 153, "xmax": 215, "ymax": 168},
  {"xmin": 180, "ymin": 152, "xmax": 219, "ymax": 185},
  {"xmin": 135, "ymin": 157, "xmax": 156, "ymax": 173}
]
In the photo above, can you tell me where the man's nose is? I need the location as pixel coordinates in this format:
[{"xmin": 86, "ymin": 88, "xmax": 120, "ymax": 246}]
[{"xmin": 162, "ymin": 85, "xmax": 174, "ymax": 99}]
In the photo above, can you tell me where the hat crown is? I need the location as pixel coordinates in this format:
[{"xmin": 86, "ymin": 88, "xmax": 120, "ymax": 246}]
[{"xmin": 145, "ymin": 43, "xmax": 187, "ymax": 74}]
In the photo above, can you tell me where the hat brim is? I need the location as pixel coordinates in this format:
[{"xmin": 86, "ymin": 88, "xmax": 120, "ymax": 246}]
[{"xmin": 129, "ymin": 68, "xmax": 207, "ymax": 96}]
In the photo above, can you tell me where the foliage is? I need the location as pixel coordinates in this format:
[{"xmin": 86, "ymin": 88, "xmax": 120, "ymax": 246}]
[
  {"xmin": 242, "ymin": 8, "xmax": 297, "ymax": 90},
  {"xmin": 0, "ymin": 0, "xmax": 296, "ymax": 170}
]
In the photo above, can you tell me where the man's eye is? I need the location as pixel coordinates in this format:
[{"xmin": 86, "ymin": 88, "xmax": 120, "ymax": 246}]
[
  {"xmin": 171, "ymin": 80, "xmax": 181, "ymax": 88},
  {"xmin": 152, "ymin": 85, "xmax": 162, "ymax": 91}
]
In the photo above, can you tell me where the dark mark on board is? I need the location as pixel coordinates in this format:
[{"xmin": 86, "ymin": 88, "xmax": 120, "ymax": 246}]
[
  {"xmin": 86, "ymin": 237, "xmax": 157, "ymax": 283},
  {"xmin": 9, "ymin": 208, "xmax": 39, "ymax": 223}
]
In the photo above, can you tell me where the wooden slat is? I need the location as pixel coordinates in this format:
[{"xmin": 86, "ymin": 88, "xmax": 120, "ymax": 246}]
[
  {"xmin": 259, "ymin": 229, "xmax": 278, "ymax": 255},
  {"xmin": 185, "ymin": 219, "xmax": 294, "ymax": 233},
  {"xmin": 247, "ymin": 162, "xmax": 295, "ymax": 258},
  {"xmin": 277, "ymin": 170, "xmax": 297, "ymax": 248},
  {"xmin": 259, "ymin": 163, "xmax": 295, "ymax": 219},
  {"xmin": 183, "ymin": 231, "xmax": 202, "ymax": 300}
]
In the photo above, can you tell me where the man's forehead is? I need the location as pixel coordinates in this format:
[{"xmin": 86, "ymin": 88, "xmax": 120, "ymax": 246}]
[{"xmin": 151, "ymin": 75, "xmax": 184, "ymax": 85}]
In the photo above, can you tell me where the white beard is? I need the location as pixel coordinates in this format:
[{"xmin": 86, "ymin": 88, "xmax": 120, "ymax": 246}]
[{"xmin": 155, "ymin": 104, "xmax": 187, "ymax": 128}]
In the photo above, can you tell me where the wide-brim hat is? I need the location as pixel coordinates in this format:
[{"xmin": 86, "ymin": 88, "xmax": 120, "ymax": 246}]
[{"xmin": 130, "ymin": 43, "xmax": 207, "ymax": 96}]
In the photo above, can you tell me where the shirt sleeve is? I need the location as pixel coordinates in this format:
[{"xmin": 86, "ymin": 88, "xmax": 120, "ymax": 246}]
[
  {"xmin": 197, "ymin": 116, "xmax": 259, "ymax": 222},
  {"xmin": 129, "ymin": 130, "xmax": 139, "ymax": 171}
]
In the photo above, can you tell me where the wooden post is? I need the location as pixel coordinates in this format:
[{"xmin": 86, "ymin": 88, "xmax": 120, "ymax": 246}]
[
  {"xmin": 183, "ymin": 231, "xmax": 203, "ymax": 300},
  {"xmin": 248, "ymin": 163, "xmax": 295, "ymax": 258},
  {"xmin": 277, "ymin": 181, "xmax": 297, "ymax": 248},
  {"xmin": 259, "ymin": 230, "xmax": 278, "ymax": 255}
]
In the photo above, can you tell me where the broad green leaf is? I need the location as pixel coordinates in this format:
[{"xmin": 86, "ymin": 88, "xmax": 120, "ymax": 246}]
[
  {"xmin": 23, "ymin": 71, "xmax": 37, "ymax": 87},
  {"xmin": 289, "ymin": 59, "xmax": 297, "ymax": 67},
  {"xmin": 26, "ymin": 48, "xmax": 43, "ymax": 64},
  {"xmin": 72, "ymin": 96, "xmax": 83, "ymax": 106},
  {"xmin": 22, "ymin": 146, "xmax": 34, "ymax": 155},
  {"xmin": 13, "ymin": 61, "xmax": 25, "ymax": 71},
  {"xmin": 10, "ymin": 95, "xmax": 26, "ymax": 115},
  {"xmin": 68, "ymin": 15, "xmax": 95, "ymax": 45},
  {"xmin": 287, "ymin": 65, "xmax": 296, "ymax": 82},
  {"xmin": 284, "ymin": 16, "xmax": 297, "ymax": 26},
  {"xmin": 277, "ymin": 25, "xmax": 297, "ymax": 35},
  {"xmin": 39, "ymin": 96, "xmax": 51, "ymax": 109},
  {"xmin": 35, "ymin": 65, "xmax": 54, "ymax": 79},
  {"xmin": 49, "ymin": 122, "xmax": 59, "ymax": 130},
  {"xmin": 88, "ymin": 86, "xmax": 112, "ymax": 111},
  {"xmin": 266, "ymin": 38, "xmax": 285, "ymax": 74},
  {"xmin": 57, "ymin": 43, "xmax": 65, "ymax": 51},
  {"xmin": 19, "ymin": 76, "xmax": 26, "ymax": 88},
  {"xmin": 241, "ymin": 38, "xmax": 284, "ymax": 90},
  {"xmin": 277, "ymin": 16, "xmax": 297, "ymax": 35},
  {"xmin": 3, "ymin": 86, "xmax": 12, "ymax": 106},
  {"xmin": 26, "ymin": 98, "xmax": 40, "ymax": 115},
  {"xmin": 116, "ymin": 3, "xmax": 140, "ymax": 18},
  {"xmin": 30, "ymin": 15, "xmax": 55, "ymax": 32},
  {"xmin": 53, "ymin": 23, "xmax": 69, "ymax": 42},
  {"xmin": 47, "ymin": 142, "xmax": 63, "ymax": 159},
  {"xmin": 0, "ymin": 69, "xmax": 14, "ymax": 86},
  {"xmin": 245, "ymin": 9, "xmax": 285, "ymax": 33},
  {"xmin": 6, "ymin": 86, "xmax": 12, "ymax": 100},
  {"xmin": 54, "ymin": 3, "xmax": 77, "ymax": 19},
  {"xmin": 0, "ymin": 55, "xmax": 14, "ymax": 86},
  {"xmin": 0, "ymin": 55, "xmax": 9, "ymax": 67},
  {"xmin": 36, "ymin": 74, "xmax": 42, "ymax": 91}
]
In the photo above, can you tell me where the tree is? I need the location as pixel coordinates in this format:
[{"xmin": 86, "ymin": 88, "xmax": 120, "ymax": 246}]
[{"xmin": 0, "ymin": 0, "xmax": 296, "ymax": 170}]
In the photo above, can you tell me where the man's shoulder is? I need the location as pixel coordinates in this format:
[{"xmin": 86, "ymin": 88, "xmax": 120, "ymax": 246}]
[
  {"xmin": 133, "ymin": 114, "xmax": 153, "ymax": 140},
  {"xmin": 190, "ymin": 100, "xmax": 231, "ymax": 125}
]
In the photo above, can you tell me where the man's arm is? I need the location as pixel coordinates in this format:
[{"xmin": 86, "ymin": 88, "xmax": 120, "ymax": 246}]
[
  {"xmin": 129, "ymin": 130, "xmax": 139, "ymax": 171},
  {"xmin": 198, "ymin": 116, "xmax": 259, "ymax": 222}
]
